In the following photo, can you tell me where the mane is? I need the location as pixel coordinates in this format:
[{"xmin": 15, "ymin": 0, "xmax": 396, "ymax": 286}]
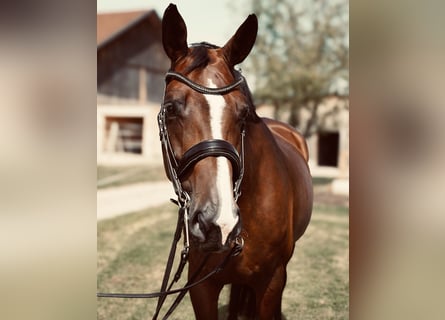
[{"xmin": 233, "ymin": 69, "xmax": 261, "ymax": 122}]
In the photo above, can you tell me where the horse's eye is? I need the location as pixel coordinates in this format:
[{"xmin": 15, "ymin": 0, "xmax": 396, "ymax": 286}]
[
  {"xmin": 164, "ymin": 101, "xmax": 183, "ymax": 118},
  {"xmin": 165, "ymin": 102, "xmax": 175, "ymax": 114}
]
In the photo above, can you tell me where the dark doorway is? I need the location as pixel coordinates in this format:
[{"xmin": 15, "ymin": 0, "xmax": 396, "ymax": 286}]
[{"xmin": 317, "ymin": 131, "xmax": 339, "ymax": 167}]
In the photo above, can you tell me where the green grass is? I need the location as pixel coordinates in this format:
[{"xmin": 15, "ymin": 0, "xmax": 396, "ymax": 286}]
[
  {"xmin": 312, "ymin": 177, "xmax": 335, "ymax": 186},
  {"xmin": 97, "ymin": 165, "xmax": 167, "ymax": 189},
  {"xmin": 286, "ymin": 206, "xmax": 349, "ymax": 319},
  {"xmin": 97, "ymin": 204, "xmax": 349, "ymax": 319},
  {"xmin": 97, "ymin": 165, "xmax": 331, "ymax": 190}
]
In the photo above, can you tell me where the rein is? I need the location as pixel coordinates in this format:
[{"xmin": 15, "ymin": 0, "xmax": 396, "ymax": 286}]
[
  {"xmin": 97, "ymin": 203, "xmax": 243, "ymax": 319},
  {"xmin": 97, "ymin": 70, "xmax": 246, "ymax": 319},
  {"xmin": 96, "ymin": 246, "xmax": 242, "ymax": 300}
]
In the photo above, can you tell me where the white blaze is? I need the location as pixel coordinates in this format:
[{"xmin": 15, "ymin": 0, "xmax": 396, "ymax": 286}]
[{"xmin": 204, "ymin": 78, "xmax": 239, "ymax": 245}]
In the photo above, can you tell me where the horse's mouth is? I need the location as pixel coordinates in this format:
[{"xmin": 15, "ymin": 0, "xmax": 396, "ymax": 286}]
[{"xmin": 191, "ymin": 221, "xmax": 242, "ymax": 253}]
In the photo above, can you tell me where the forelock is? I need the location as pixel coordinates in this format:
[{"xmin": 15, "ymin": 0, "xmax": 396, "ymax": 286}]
[{"xmin": 183, "ymin": 42, "xmax": 220, "ymax": 74}]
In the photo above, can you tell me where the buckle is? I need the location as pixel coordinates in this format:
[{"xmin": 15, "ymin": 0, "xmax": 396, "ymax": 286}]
[{"xmin": 231, "ymin": 236, "xmax": 244, "ymax": 257}]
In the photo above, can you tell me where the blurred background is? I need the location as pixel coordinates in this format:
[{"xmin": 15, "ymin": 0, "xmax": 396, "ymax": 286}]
[
  {"xmin": 351, "ymin": 1, "xmax": 445, "ymax": 319},
  {"xmin": 1, "ymin": 0, "xmax": 444, "ymax": 319}
]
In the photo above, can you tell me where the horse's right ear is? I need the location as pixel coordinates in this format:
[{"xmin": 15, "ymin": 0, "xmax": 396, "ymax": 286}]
[
  {"xmin": 222, "ymin": 14, "xmax": 258, "ymax": 66},
  {"xmin": 162, "ymin": 4, "xmax": 188, "ymax": 62}
]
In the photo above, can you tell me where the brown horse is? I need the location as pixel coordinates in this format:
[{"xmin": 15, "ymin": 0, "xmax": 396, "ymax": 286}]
[{"xmin": 160, "ymin": 4, "xmax": 312, "ymax": 319}]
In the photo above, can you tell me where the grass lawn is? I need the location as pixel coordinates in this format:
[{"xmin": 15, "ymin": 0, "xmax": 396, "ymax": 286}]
[
  {"xmin": 97, "ymin": 164, "xmax": 333, "ymax": 191},
  {"xmin": 97, "ymin": 165, "xmax": 166, "ymax": 189},
  {"xmin": 97, "ymin": 202, "xmax": 349, "ymax": 319}
]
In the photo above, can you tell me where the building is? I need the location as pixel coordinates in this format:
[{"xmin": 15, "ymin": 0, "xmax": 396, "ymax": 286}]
[
  {"xmin": 304, "ymin": 96, "xmax": 349, "ymax": 180},
  {"xmin": 257, "ymin": 96, "xmax": 349, "ymax": 185},
  {"xmin": 97, "ymin": 10, "xmax": 170, "ymax": 165}
]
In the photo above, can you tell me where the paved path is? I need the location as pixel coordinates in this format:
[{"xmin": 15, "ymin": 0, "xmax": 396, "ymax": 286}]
[
  {"xmin": 97, "ymin": 181, "xmax": 175, "ymax": 221},
  {"xmin": 97, "ymin": 168, "xmax": 348, "ymax": 221}
]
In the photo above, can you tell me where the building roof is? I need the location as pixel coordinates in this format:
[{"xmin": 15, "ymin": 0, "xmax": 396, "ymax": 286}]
[{"xmin": 97, "ymin": 10, "xmax": 157, "ymax": 47}]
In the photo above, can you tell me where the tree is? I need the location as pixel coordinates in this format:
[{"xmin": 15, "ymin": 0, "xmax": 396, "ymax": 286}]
[{"xmin": 246, "ymin": 0, "xmax": 348, "ymax": 137}]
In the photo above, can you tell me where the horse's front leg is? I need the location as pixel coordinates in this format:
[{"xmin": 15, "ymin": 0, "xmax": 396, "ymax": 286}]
[
  {"xmin": 189, "ymin": 280, "xmax": 223, "ymax": 320},
  {"xmin": 255, "ymin": 265, "xmax": 287, "ymax": 320}
]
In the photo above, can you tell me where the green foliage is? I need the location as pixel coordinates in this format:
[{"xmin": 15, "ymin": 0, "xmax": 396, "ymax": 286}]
[{"xmin": 246, "ymin": 0, "xmax": 349, "ymax": 133}]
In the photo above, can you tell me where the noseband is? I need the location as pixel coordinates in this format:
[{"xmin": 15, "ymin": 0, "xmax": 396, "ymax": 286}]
[{"xmin": 158, "ymin": 70, "xmax": 247, "ymax": 206}]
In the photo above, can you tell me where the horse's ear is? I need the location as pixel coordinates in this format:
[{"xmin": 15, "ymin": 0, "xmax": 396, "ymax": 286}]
[
  {"xmin": 162, "ymin": 4, "xmax": 188, "ymax": 62},
  {"xmin": 222, "ymin": 14, "xmax": 258, "ymax": 66}
]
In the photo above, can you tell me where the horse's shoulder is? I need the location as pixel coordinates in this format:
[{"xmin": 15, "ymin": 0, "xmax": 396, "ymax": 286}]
[{"xmin": 262, "ymin": 117, "xmax": 309, "ymax": 162}]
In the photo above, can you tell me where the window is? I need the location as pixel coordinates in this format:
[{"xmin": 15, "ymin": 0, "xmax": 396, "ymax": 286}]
[
  {"xmin": 98, "ymin": 66, "xmax": 139, "ymax": 100},
  {"xmin": 146, "ymin": 71, "xmax": 164, "ymax": 103},
  {"xmin": 104, "ymin": 117, "xmax": 143, "ymax": 154}
]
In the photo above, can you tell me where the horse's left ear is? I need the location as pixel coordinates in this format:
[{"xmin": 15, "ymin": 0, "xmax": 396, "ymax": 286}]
[{"xmin": 222, "ymin": 14, "xmax": 258, "ymax": 66}]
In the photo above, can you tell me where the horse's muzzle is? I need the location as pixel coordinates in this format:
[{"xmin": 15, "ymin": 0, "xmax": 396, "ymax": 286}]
[{"xmin": 189, "ymin": 210, "xmax": 242, "ymax": 252}]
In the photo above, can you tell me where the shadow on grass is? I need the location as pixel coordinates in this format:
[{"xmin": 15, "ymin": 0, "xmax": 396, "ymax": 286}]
[
  {"xmin": 312, "ymin": 176, "xmax": 334, "ymax": 185},
  {"xmin": 218, "ymin": 304, "xmax": 288, "ymax": 319},
  {"xmin": 97, "ymin": 165, "xmax": 166, "ymax": 189}
]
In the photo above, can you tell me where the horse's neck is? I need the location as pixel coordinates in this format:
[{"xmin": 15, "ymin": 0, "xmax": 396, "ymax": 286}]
[
  {"xmin": 243, "ymin": 120, "xmax": 281, "ymax": 183},
  {"xmin": 248, "ymin": 118, "xmax": 279, "ymax": 151}
]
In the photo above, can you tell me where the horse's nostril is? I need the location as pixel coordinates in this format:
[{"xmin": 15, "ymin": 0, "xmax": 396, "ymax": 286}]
[
  {"xmin": 197, "ymin": 212, "xmax": 209, "ymax": 232},
  {"xmin": 190, "ymin": 211, "xmax": 207, "ymax": 231}
]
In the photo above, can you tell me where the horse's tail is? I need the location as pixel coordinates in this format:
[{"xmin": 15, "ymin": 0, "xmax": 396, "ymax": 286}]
[{"xmin": 228, "ymin": 284, "xmax": 256, "ymax": 319}]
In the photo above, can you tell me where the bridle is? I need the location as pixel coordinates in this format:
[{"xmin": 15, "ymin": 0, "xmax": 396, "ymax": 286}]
[
  {"xmin": 158, "ymin": 70, "xmax": 247, "ymax": 207},
  {"xmin": 97, "ymin": 69, "xmax": 247, "ymax": 320},
  {"xmin": 157, "ymin": 69, "xmax": 247, "ymax": 264}
]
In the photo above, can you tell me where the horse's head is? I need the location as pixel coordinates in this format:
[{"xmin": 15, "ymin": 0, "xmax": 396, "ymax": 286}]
[{"xmin": 160, "ymin": 4, "xmax": 258, "ymax": 252}]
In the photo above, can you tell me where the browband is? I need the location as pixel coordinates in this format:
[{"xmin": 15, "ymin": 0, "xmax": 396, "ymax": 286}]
[{"xmin": 165, "ymin": 71, "xmax": 245, "ymax": 95}]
